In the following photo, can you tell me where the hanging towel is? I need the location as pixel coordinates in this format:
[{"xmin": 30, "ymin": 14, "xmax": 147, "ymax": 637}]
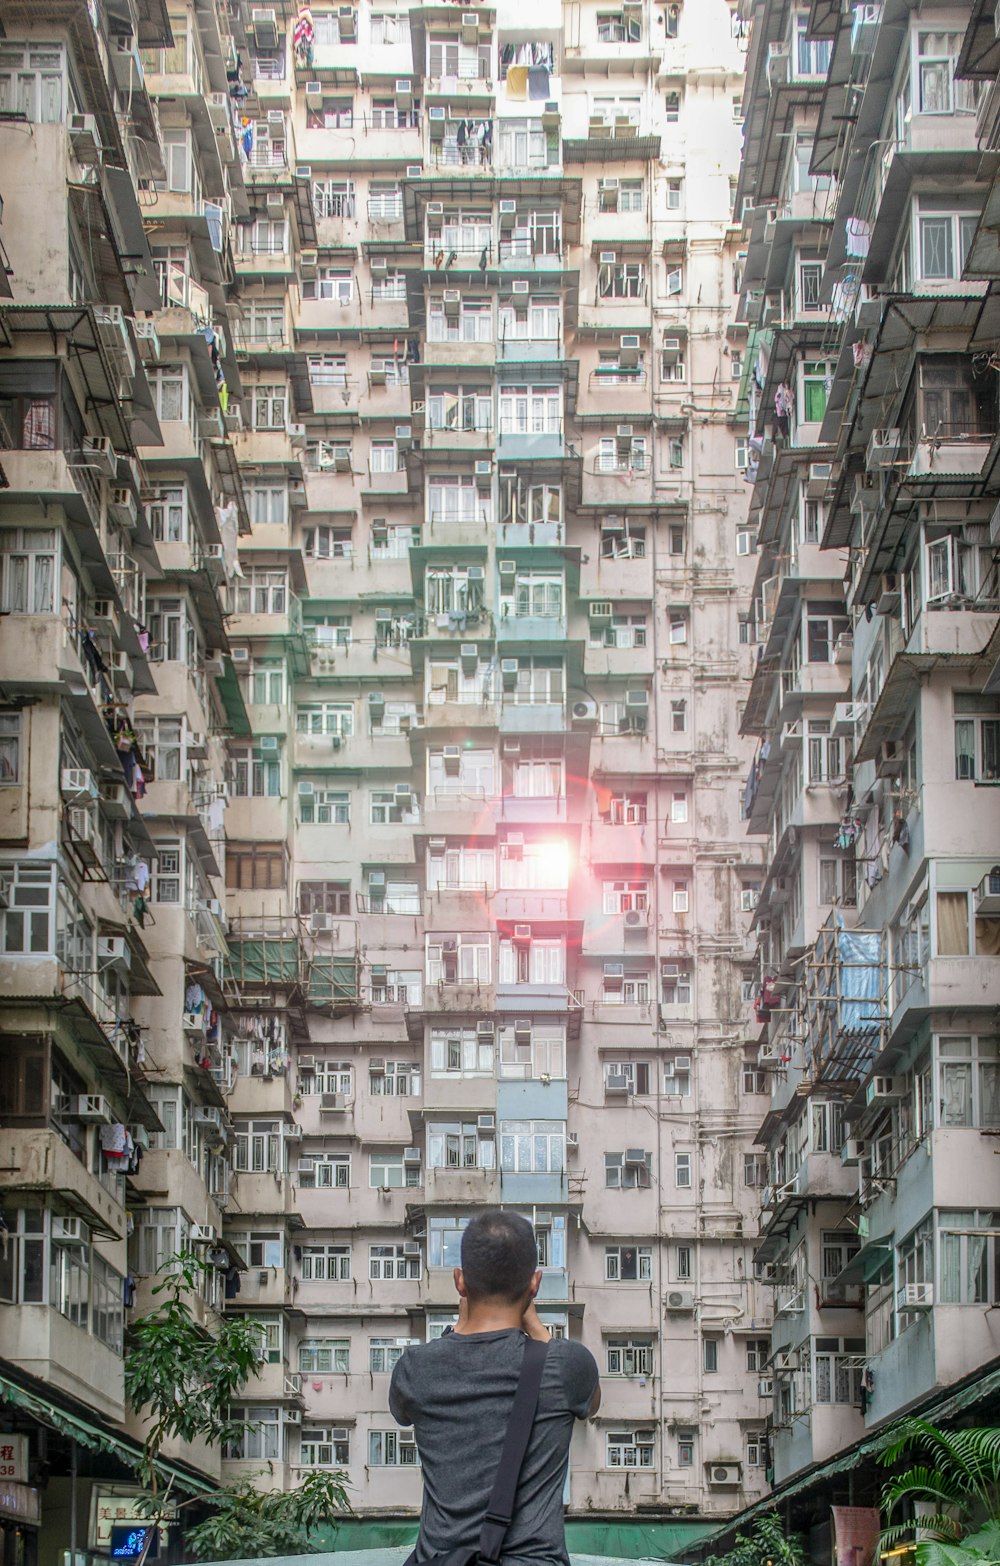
[
  {"xmin": 528, "ymin": 65, "xmax": 550, "ymax": 100},
  {"xmin": 505, "ymin": 65, "xmax": 529, "ymax": 98}
]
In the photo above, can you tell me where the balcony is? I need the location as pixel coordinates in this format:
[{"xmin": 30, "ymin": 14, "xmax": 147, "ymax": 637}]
[
  {"xmin": 907, "ymin": 431, "xmax": 991, "ymax": 483},
  {"xmin": 424, "ymin": 1165, "xmax": 500, "ymax": 1204},
  {"xmin": 0, "ymin": 1129, "xmax": 124, "ymax": 1238},
  {"xmin": 496, "ymin": 419, "xmax": 565, "ymax": 461}
]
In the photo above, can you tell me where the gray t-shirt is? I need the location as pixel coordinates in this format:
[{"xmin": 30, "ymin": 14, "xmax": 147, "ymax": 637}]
[{"xmin": 389, "ymin": 1329, "xmax": 598, "ymax": 1566}]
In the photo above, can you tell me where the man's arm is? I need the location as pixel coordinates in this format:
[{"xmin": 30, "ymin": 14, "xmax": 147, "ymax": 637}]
[{"xmin": 389, "ymin": 1353, "xmax": 414, "ymax": 1425}]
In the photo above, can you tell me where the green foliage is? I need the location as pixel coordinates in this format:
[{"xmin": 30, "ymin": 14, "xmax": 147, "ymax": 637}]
[
  {"xmin": 703, "ymin": 1510, "xmax": 806, "ymax": 1566},
  {"xmin": 183, "ymin": 1471, "xmax": 351, "ymax": 1560},
  {"xmin": 123, "ymin": 1252, "xmax": 265, "ymax": 1484},
  {"xmin": 879, "ymin": 1420, "xmax": 1000, "ymax": 1566}
]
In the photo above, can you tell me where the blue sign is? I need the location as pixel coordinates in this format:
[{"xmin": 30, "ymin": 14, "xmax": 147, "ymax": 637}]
[{"xmin": 109, "ymin": 1526, "xmax": 158, "ymax": 1560}]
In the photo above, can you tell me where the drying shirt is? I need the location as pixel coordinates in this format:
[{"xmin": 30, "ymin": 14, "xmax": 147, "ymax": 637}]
[{"xmin": 389, "ymin": 1328, "xmax": 598, "ymax": 1566}]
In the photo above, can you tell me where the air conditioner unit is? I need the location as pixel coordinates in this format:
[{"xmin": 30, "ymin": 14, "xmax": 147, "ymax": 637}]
[
  {"xmin": 599, "ymin": 250, "xmax": 617, "ymax": 265},
  {"xmin": 501, "ymin": 658, "xmax": 519, "ymax": 688},
  {"xmin": 267, "ymin": 108, "xmax": 285, "ymax": 125},
  {"xmin": 251, "ymin": 8, "xmax": 278, "ymax": 48},
  {"xmin": 52, "ymin": 1216, "xmax": 86, "ymax": 1241},
  {"xmin": 69, "ymin": 112, "xmax": 101, "ymax": 163},
  {"xmin": 709, "ymin": 1465, "xmax": 741, "ymax": 1487},
  {"xmin": 661, "ymin": 336, "xmax": 682, "ymax": 364},
  {"xmin": 442, "ymin": 288, "xmax": 461, "ymax": 316},
  {"xmin": 284, "ymin": 1407, "xmax": 302, "ymax": 1425},
  {"xmin": 589, "ymin": 600, "xmax": 613, "ymax": 620},
  {"xmin": 626, "ymin": 689, "xmax": 649, "ymax": 708},
  {"xmin": 514, "ymin": 1020, "xmax": 531, "ymax": 1044},
  {"xmin": 298, "ymin": 1057, "xmax": 317, "ymax": 1073},
  {"xmin": 477, "ymin": 1114, "xmax": 496, "ymax": 1132},
  {"xmin": 498, "ymin": 199, "xmax": 517, "ymax": 230},
  {"xmin": 572, "ymin": 698, "xmax": 598, "ymax": 724},
  {"xmin": 82, "ymin": 435, "xmax": 116, "ymax": 476},
  {"xmin": 867, "ymin": 427, "xmax": 900, "ymax": 470},
  {"xmin": 296, "ymin": 1158, "xmax": 316, "ymax": 1176},
  {"xmin": 512, "ymin": 923, "xmax": 531, "ymax": 944},
  {"xmin": 407, "ymin": 163, "xmax": 423, "ymax": 177},
  {"xmin": 321, "ymin": 1092, "xmax": 347, "ymax": 1112},
  {"xmin": 475, "ymin": 460, "xmax": 493, "ymax": 480},
  {"xmin": 98, "ymin": 935, "xmax": 131, "ymax": 973},
  {"xmin": 305, "ymin": 81, "xmax": 323, "ymax": 97},
  {"xmin": 605, "ymin": 1072, "xmax": 631, "ymax": 1093},
  {"xmin": 807, "ymin": 461, "xmax": 831, "ymax": 499},
  {"xmin": 841, "ymin": 1137, "xmax": 864, "ymax": 1166},
  {"xmin": 757, "ymin": 1377, "xmax": 774, "ymax": 1398},
  {"xmin": 294, "ymin": 165, "xmax": 312, "ymax": 180},
  {"xmin": 70, "ymin": 1094, "xmax": 112, "ymax": 1123},
  {"xmin": 477, "ymin": 1021, "xmax": 495, "ymax": 1040},
  {"xmin": 566, "ymin": 1131, "xmax": 579, "ymax": 1149},
  {"xmin": 61, "ymin": 767, "xmax": 98, "ymax": 802},
  {"xmin": 511, "ymin": 278, "xmax": 531, "ymax": 295},
  {"xmin": 866, "ymin": 1074, "xmax": 905, "ymax": 1105},
  {"xmin": 624, "ymin": 908, "xmax": 646, "ymax": 930},
  {"xmin": 311, "ymin": 912, "xmax": 335, "ymax": 934},
  {"xmin": 395, "ymin": 77, "xmax": 413, "ymax": 106},
  {"xmin": 619, "ymin": 334, "xmax": 641, "ymax": 368},
  {"xmin": 188, "ymin": 1221, "xmax": 216, "ymax": 1244},
  {"xmin": 428, "ymin": 106, "xmax": 447, "ymax": 137},
  {"xmin": 616, "ymin": 424, "xmax": 634, "ymax": 441},
  {"xmin": 604, "ymin": 961, "xmax": 624, "ymax": 978},
  {"xmin": 369, "ymin": 1057, "xmax": 386, "ymax": 1073},
  {"xmin": 877, "ymin": 739, "xmax": 904, "ymax": 777},
  {"xmin": 266, "ymin": 190, "xmax": 284, "ymax": 210},
  {"xmin": 851, "ymin": 471, "xmax": 879, "ymax": 516},
  {"xmin": 442, "ymin": 745, "xmax": 462, "ymax": 775},
  {"xmin": 665, "ymin": 1289, "xmax": 694, "ymax": 1311},
  {"xmin": 896, "ymin": 1282, "xmax": 933, "ymax": 1310},
  {"xmin": 299, "ymin": 249, "xmax": 318, "ymax": 275},
  {"xmin": 461, "ymin": 10, "xmax": 479, "ymax": 41},
  {"xmin": 403, "ymin": 1147, "xmax": 422, "ymax": 1164}
]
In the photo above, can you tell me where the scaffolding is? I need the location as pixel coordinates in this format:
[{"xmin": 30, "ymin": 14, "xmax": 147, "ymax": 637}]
[
  {"xmin": 803, "ymin": 916, "xmax": 887, "ymax": 1084},
  {"xmin": 222, "ymin": 914, "xmax": 361, "ymax": 1013}
]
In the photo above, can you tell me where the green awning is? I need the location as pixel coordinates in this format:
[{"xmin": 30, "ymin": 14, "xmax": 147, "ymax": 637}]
[
  {"xmin": 216, "ymin": 655, "xmax": 252, "ymax": 738},
  {"xmin": 693, "ymin": 1354, "xmax": 1000, "ymax": 1557},
  {"xmin": 0, "ymin": 1373, "xmax": 215, "ymax": 1496},
  {"xmin": 836, "ymin": 1235, "xmax": 893, "ymax": 1286}
]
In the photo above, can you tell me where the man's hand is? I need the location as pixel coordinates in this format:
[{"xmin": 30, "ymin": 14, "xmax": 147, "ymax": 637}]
[{"xmin": 522, "ymin": 1301, "xmax": 551, "ymax": 1341}]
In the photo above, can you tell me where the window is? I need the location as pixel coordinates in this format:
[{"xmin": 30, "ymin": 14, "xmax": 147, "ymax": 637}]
[
  {"xmin": 369, "ymin": 1152, "xmax": 421, "ymax": 1189},
  {"xmin": 607, "ymin": 1339, "xmax": 653, "ymax": 1376},
  {"xmin": 251, "ymin": 383, "xmax": 288, "ymax": 430},
  {"xmin": 226, "ymin": 1407, "xmax": 281, "ymax": 1462},
  {"xmin": 675, "ymin": 1152, "xmax": 692, "ymax": 1188},
  {"xmin": 598, "ymin": 260, "xmax": 645, "ymax": 299},
  {"xmin": 800, "ymin": 359, "xmax": 831, "ymax": 424},
  {"xmin": 148, "ymin": 486, "xmax": 188, "ymax": 543},
  {"xmin": 498, "ymin": 385, "xmax": 562, "ymax": 436},
  {"xmin": 814, "ymin": 1339, "xmax": 865, "ymax": 1404},
  {"xmin": 232, "ymin": 1232, "xmax": 283, "ymax": 1269},
  {"xmin": 0, "ymin": 529, "xmax": 57, "ymax": 614},
  {"xmin": 151, "ymin": 842, "xmax": 181, "ymax": 904},
  {"xmin": 605, "ymin": 1151, "xmax": 651, "ymax": 1189},
  {"xmin": 670, "ymin": 792, "xmax": 688, "ymax": 824},
  {"xmin": 600, "ymin": 966, "xmax": 650, "ymax": 1005},
  {"xmin": 746, "ymin": 1431, "xmax": 768, "ymax": 1469},
  {"xmin": 0, "ymin": 715, "xmax": 20, "ymax": 785},
  {"xmin": 304, "ymin": 524, "xmax": 354, "ymax": 559},
  {"xmin": 665, "ymin": 178, "xmax": 682, "ymax": 210},
  {"xmin": 299, "ymin": 1060, "xmax": 352, "ymax": 1096},
  {"xmin": 598, "ymin": 12, "xmax": 641, "ymax": 43},
  {"xmin": 430, "ymin": 1027, "xmax": 494, "ymax": 1078},
  {"xmin": 307, "ymin": 353, "xmax": 347, "ymax": 387},
  {"xmin": 232, "ymin": 1119, "xmax": 282, "ymax": 1174},
  {"xmin": 605, "ymin": 1245, "xmax": 652, "ymax": 1281},
  {"xmin": 954, "ymin": 694, "xmax": 1000, "ymax": 782},
  {"xmin": 663, "ymin": 1055, "xmax": 692, "ymax": 1096},
  {"xmin": 303, "ymin": 268, "xmax": 354, "ymax": 303},
  {"xmin": 939, "ymin": 1209, "xmax": 1000, "ymax": 1303},
  {"xmin": 671, "ymin": 699, "xmax": 688, "ymax": 732},
  {"xmin": 746, "ymin": 1337, "xmax": 770, "ymax": 1372},
  {"xmin": 600, "ymin": 519, "xmax": 645, "ymax": 558},
  {"xmin": 916, "ymin": 30, "xmax": 976, "ymax": 115},
  {"xmin": 231, "ymin": 745, "xmax": 281, "ymax": 798},
  {"xmin": 672, "ymin": 881, "xmax": 689, "ymax": 914},
  {"xmin": 0, "ymin": 862, "xmax": 56, "ymax": 954},
  {"xmin": 499, "ymin": 1120, "xmax": 564, "ymax": 1173},
  {"xmin": 603, "ymin": 880, "xmax": 649, "ymax": 915},
  {"xmin": 370, "ymin": 12, "xmax": 410, "ymax": 44},
  {"xmin": 703, "ymin": 1338, "xmax": 720, "ymax": 1373},
  {"xmin": 236, "ymin": 570, "xmax": 288, "ymax": 616},
  {"xmin": 676, "ymin": 1246, "xmax": 692, "ymax": 1280},
  {"xmin": 806, "ymin": 603, "xmax": 850, "ymax": 663},
  {"xmin": 660, "ymin": 964, "xmax": 692, "ymax": 1006},
  {"xmin": 935, "ymin": 1036, "xmax": 1000, "ymax": 1128},
  {"xmin": 300, "ymin": 1245, "xmax": 351, "ymax": 1281},
  {"xmin": 743, "ymin": 1064, "xmax": 768, "ymax": 1095},
  {"xmin": 312, "ymin": 178, "xmax": 355, "ymax": 215},
  {"xmin": 677, "ymin": 1430, "xmax": 695, "ymax": 1466},
  {"xmin": 917, "ymin": 203, "xmax": 979, "ymax": 282},
  {"xmin": 664, "ymin": 91, "xmax": 680, "ymax": 122},
  {"xmin": 0, "ymin": 42, "xmax": 69, "ymax": 123},
  {"xmin": 591, "ymin": 612, "xmax": 647, "ymax": 649},
  {"xmin": 369, "ymin": 1429, "xmax": 418, "ymax": 1466},
  {"xmin": 299, "ymin": 1155, "xmax": 351, "ymax": 1189},
  {"xmin": 369, "ymin": 1244, "xmax": 422, "ymax": 1281},
  {"xmin": 370, "ymin": 1059, "xmax": 421, "ymax": 1096},
  {"xmin": 795, "ymin": 15, "xmax": 831, "ymax": 77},
  {"xmin": 301, "ymin": 1425, "xmax": 350, "ymax": 1466},
  {"xmin": 226, "ymin": 844, "xmax": 286, "ymax": 890},
  {"xmin": 607, "ymin": 1430, "xmax": 655, "ymax": 1468},
  {"xmin": 370, "ymin": 1336, "xmax": 420, "ymax": 1372},
  {"xmin": 299, "ymin": 787, "xmax": 350, "ymax": 826}
]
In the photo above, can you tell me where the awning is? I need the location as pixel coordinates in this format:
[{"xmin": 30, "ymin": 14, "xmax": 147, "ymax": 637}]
[
  {"xmin": 835, "ymin": 1234, "xmax": 893, "ymax": 1286},
  {"xmin": 0, "ymin": 1370, "xmax": 216, "ymax": 1495},
  {"xmin": 216, "ymin": 656, "xmax": 252, "ymax": 738},
  {"xmin": 100, "ymin": 165, "xmax": 161, "ymax": 315}
]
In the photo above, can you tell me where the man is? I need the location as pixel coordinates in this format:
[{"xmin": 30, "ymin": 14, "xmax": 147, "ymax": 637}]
[{"xmin": 389, "ymin": 1212, "xmax": 599, "ymax": 1566}]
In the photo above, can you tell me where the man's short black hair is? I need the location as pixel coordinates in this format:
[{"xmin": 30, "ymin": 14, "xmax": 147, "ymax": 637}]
[{"xmin": 460, "ymin": 1211, "xmax": 538, "ymax": 1303}]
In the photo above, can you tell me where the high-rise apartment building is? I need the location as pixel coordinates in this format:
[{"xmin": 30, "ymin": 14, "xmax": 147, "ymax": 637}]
[
  {"xmin": 0, "ymin": 0, "xmax": 771, "ymax": 1555},
  {"xmin": 729, "ymin": 0, "xmax": 1000, "ymax": 1541}
]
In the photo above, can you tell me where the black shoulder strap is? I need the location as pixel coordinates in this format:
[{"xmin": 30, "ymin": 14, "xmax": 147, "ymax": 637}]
[{"xmin": 477, "ymin": 1337, "xmax": 550, "ymax": 1564}]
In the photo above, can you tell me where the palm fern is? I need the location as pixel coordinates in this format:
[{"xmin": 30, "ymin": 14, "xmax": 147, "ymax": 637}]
[{"xmin": 879, "ymin": 1420, "xmax": 1000, "ymax": 1565}]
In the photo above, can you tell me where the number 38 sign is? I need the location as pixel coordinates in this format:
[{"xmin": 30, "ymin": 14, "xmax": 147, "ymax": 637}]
[{"xmin": 0, "ymin": 1439, "xmax": 27, "ymax": 1483}]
